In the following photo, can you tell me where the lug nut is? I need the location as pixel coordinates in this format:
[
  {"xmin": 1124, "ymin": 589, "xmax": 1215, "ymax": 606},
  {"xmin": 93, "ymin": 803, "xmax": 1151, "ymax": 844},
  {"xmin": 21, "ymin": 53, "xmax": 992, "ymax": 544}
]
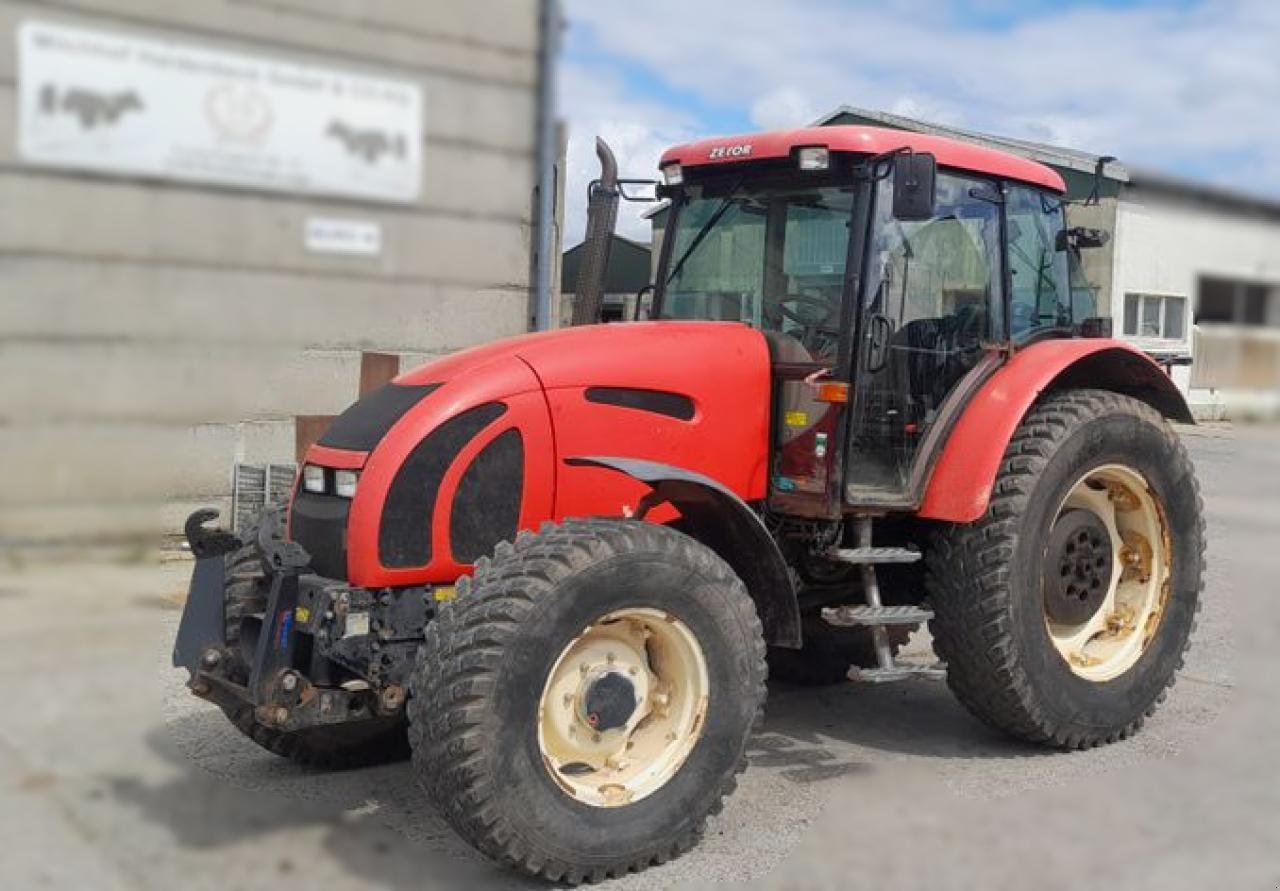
[
  {"xmin": 280, "ymin": 672, "xmax": 299, "ymax": 693},
  {"xmin": 201, "ymin": 648, "xmax": 221, "ymax": 669}
]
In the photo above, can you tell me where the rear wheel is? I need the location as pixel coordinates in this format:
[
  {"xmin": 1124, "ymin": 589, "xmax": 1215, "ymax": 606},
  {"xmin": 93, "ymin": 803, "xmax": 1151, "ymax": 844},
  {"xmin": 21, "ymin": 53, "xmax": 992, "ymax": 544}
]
[
  {"xmin": 408, "ymin": 519, "xmax": 766, "ymax": 883},
  {"xmin": 217, "ymin": 523, "xmax": 409, "ymax": 769},
  {"xmin": 927, "ymin": 390, "xmax": 1204, "ymax": 748}
]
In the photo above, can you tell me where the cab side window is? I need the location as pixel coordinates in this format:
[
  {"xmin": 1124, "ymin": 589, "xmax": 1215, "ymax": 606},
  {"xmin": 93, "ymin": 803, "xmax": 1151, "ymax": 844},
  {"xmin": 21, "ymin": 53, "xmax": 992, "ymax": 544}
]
[{"xmin": 1005, "ymin": 186, "xmax": 1071, "ymax": 339}]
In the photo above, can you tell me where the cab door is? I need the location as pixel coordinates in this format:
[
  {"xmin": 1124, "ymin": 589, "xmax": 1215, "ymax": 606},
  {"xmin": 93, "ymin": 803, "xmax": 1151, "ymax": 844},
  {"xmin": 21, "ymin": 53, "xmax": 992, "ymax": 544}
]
[{"xmin": 843, "ymin": 170, "xmax": 1003, "ymax": 505}]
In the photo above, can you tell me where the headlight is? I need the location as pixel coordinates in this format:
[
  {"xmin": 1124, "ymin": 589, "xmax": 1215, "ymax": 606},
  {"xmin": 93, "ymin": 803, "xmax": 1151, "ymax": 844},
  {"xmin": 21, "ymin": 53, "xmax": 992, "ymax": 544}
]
[
  {"xmin": 334, "ymin": 469, "xmax": 359, "ymax": 498},
  {"xmin": 661, "ymin": 162, "xmax": 683, "ymax": 186},
  {"xmin": 302, "ymin": 464, "xmax": 325, "ymax": 494},
  {"xmin": 797, "ymin": 146, "xmax": 830, "ymax": 171}
]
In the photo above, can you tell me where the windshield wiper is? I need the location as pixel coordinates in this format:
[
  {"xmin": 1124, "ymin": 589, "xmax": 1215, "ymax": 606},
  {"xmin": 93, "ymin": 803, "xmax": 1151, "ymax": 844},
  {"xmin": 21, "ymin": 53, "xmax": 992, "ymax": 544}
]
[{"xmin": 664, "ymin": 185, "xmax": 742, "ymax": 286}]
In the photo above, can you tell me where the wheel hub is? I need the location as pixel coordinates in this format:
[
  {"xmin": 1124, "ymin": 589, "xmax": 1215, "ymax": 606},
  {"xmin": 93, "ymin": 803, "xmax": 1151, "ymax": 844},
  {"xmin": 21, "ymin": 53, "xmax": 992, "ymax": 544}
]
[
  {"xmin": 1044, "ymin": 509, "xmax": 1114, "ymax": 625},
  {"xmin": 1042, "ymin": 465, "xmax": 1172, "ymax": 682},
  {"xmin": 537, "ymin": 608, "xmax": 709, "ymax": 808},
  {"xmin": 580, "ymin": 670, "xmax": 638, "ymax": 732}
]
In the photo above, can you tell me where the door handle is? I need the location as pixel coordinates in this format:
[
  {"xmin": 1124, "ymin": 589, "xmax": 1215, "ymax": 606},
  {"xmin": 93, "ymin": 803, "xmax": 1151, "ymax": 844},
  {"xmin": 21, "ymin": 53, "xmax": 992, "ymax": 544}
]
[{"xmin": 865, "ymin": 313, "xmax": 895, "ymax": 373}]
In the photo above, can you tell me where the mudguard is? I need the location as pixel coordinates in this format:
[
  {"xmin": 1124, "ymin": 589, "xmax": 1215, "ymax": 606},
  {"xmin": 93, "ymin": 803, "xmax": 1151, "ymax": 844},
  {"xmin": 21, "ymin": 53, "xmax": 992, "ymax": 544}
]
[
  {"xmin": 566, "ymin": 456, "xmax": 802, "ymax": 648},
  {"xmin": 919, "ymin": 340, "xmax": 1194, "ymax": 523}
]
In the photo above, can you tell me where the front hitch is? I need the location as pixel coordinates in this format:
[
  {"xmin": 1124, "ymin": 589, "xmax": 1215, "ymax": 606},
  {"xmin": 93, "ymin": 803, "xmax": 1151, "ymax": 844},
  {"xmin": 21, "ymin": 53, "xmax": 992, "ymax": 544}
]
[
  {"xmin": 172, "ymin": 507, "xmax": 312, "ymax": 695},
  {"xmin": 172, "ymin": 509, "xmax": 240, "ymax": 673}
]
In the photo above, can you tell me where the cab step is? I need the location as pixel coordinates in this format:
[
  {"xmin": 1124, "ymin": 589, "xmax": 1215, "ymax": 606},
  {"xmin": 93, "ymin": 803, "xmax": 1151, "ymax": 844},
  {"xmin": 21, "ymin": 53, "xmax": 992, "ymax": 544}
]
[
  {"xmin": 828, "ymin": 546, "xmax": 922, "ymax": 565},
  {"xmin": 821, "ymin": 604, "xmax": 933, "ymax": 627},
  {"xmin": 849, "ymin": 663, "xmax": 947, "ymax": 683}
]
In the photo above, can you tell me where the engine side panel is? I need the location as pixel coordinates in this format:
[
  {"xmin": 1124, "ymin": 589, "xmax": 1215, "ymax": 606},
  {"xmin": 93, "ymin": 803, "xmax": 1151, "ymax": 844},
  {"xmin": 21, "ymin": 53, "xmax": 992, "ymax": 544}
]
[{"xmin": 522, "ymin": 324, "xmax": 773, "ymax": 520}]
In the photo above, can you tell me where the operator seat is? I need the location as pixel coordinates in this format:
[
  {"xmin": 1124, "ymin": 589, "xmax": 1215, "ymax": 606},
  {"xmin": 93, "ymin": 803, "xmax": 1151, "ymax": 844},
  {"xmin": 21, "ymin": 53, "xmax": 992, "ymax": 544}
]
[{"xmin": 886, "ymin": 302, "xmax": 988, "ymax": 416}]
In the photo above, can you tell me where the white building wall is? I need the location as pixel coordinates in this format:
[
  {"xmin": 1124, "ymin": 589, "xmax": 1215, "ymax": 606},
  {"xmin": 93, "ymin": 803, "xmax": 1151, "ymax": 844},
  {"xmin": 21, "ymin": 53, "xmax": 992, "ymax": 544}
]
[{"xmin": 1112, "ymin": 191, "xmax": 1280, "ymax": 417}]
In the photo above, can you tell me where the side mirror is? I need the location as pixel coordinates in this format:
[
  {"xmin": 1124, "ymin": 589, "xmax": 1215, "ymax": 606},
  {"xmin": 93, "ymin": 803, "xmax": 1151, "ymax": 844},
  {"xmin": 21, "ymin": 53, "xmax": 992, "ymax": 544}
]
[
  {"xmin": 1056, "ymin": 226, "xmax": 1111, "ymax": 251},
  {"xmin": 892, "ymin": 152, "xmax": 937, "ymax": 221}
]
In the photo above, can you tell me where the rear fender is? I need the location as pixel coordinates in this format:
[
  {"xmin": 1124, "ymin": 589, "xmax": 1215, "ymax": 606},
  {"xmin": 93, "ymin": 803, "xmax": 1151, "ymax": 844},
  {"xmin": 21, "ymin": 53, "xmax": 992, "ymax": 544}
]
[
  {"xmin": 566, "ymin": 457, "xmax": 802, "ymax": 648},
  {"xmin": 919, "ymin": 340, "xmax": 1193, "ymax": 523}
]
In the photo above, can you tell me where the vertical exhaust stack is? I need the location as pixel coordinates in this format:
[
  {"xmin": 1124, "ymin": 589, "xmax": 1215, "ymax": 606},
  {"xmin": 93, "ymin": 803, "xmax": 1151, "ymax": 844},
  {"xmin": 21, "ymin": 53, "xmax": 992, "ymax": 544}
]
[{"xmin": 570, "ymin": 138, "xmax": 620, "ymax": 326}]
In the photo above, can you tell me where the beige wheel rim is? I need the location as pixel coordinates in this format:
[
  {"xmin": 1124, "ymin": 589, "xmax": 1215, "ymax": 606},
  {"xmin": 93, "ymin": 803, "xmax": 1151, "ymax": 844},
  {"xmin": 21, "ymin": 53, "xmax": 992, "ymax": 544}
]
[
  {"xmin": 536, "ymin": 608, "xmax": 709, "ymax": 808},
  {"xmin": 1043, "ymin": 464, "xmax": 1172, "ymax": 682}
]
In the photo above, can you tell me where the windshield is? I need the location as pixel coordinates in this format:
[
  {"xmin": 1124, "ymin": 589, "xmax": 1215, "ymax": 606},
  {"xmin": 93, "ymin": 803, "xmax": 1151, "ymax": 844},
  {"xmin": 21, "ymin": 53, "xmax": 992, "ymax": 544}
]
[{"xmin": 657, "ymin": 176, "xmax": 854, "ymax": 360}]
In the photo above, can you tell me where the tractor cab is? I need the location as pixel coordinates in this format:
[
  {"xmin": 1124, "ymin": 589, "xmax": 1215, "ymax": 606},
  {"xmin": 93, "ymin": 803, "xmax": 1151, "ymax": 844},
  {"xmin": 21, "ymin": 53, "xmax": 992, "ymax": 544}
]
[{"xmin": 647, "ymin": 126, "xmax": 1106, "ymax": 517}]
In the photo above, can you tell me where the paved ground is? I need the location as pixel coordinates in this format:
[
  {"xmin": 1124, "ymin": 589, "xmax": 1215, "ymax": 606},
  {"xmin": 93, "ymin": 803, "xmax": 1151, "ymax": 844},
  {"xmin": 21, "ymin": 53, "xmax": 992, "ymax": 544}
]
[{"xmin": 2, "ymin": 425, "xmax": 1276, "ymax": 890}]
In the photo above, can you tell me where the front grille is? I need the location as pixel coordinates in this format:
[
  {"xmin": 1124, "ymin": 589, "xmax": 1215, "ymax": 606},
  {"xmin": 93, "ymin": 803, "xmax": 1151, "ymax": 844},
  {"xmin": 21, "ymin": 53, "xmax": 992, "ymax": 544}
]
[
  {"xmin": 290, "ymin": 491, "xmax": 350, "ymax": 580},
  {"xmin": 379, "ymin": 402, "xmax": 507, "ymax": 568}
]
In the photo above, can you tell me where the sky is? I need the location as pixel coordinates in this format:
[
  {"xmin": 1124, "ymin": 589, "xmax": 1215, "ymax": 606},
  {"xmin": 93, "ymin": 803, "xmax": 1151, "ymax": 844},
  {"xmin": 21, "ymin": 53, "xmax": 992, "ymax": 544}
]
[{"xmin": 557, "ymin": 0, "xmax": 1280, "ymax": 246}]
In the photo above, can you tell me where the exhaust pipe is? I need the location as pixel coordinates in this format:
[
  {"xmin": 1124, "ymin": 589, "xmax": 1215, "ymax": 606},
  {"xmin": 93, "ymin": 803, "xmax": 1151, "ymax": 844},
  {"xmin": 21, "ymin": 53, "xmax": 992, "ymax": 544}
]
[{"xmin": 570, "ymin": 138, "xmax": 620, "ymax": 326}]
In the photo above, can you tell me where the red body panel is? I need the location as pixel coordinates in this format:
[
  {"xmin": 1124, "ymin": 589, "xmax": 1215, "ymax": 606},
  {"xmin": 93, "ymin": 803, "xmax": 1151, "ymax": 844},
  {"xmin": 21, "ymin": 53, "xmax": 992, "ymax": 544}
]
[
  {"xmin": 306, "ymin": 445, "xmax": 367, "ymax": 470},
  {"xmin": 339, "ymin": 354, "xmax": 554, "ymax": 588},
  {"xmin": 304, "ymin": 322, "xmax": 772, "ymax": 588},
  {"xmin": 918, "ymin": 339, "xmax": 1171, "ymax": 523},
  {"xmin": 531, "ymin": 323, "xmax": 772, "ymax": 519},
  {"xmin": 661, "ymin": 125, "xmax": 1066, "ymax": 194}
]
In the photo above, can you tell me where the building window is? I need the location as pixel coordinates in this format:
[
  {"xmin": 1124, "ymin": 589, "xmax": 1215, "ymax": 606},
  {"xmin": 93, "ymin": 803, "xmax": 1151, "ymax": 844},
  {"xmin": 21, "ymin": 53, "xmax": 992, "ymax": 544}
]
[
  {"xmin": 1198, "ymin": 276, "xmax": 1278, "ymax": 327},
  {"xmin": 1123, "ymin": 293, "xmax": 1187, "ymax": 341}
]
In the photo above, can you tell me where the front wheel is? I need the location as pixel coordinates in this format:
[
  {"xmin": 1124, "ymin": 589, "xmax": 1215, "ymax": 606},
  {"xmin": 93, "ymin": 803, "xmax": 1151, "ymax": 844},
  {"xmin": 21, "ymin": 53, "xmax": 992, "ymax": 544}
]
[
  {"xmin": 408, "ymin": 519, "xmax": 766, "ymax": 883},
  {"xmin": 927, "ymin": 390, "xmax": 1205, "ymax": 749}
]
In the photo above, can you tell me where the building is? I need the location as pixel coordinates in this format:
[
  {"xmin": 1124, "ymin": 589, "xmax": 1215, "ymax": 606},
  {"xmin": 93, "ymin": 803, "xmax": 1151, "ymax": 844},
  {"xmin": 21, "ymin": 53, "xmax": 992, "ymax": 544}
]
[
  {"xmin": 815, "ymin": 106, "xmax": 1280, "ymax": 419},
  {"xmin": 560, "ymin": 233, "xmax": 652, "ymax": 322},
  {"xmin": 2, "ymin": 2, "xmax": 560, "ymax": 555}
]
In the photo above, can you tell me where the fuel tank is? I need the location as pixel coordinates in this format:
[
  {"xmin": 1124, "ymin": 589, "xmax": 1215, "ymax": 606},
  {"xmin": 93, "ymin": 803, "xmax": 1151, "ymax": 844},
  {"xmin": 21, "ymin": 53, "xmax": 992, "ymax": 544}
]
[{"xmin": 292, "ymin": 322, "xmax": 772, "ymax": 588}]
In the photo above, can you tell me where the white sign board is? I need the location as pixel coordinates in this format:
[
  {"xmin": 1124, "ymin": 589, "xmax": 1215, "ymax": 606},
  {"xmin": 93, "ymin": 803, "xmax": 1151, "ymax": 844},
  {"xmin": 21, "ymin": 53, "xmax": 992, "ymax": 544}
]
[
  {"xmin": 305, "ymin": 216, "xmax": 382, "ymax": 256},
  {"xmin": 17, "ymin": 21, "xmax": 422, "ymax": 203}
]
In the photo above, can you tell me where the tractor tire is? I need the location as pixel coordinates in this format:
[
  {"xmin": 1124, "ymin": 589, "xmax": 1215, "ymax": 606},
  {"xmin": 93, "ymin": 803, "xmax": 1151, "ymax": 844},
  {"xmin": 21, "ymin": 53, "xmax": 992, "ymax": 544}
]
[
  {"xmin": 767, "ymin": 622, "xmax": 911, "ymax": 687},
  {"xmin": 927, "ymin": 390, "xmax": 1205, "ymax": 749},
  {"xmin": 408, "ymin": 519, "xmax": 766, "ymax": 883},
  {"xmin": 218, "ymin": 523, "xmax": 409, "ymax": 770}
]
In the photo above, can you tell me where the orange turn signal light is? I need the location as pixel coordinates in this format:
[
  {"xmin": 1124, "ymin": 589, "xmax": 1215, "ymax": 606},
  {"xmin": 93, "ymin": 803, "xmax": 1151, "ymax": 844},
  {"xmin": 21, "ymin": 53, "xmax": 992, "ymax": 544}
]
[{"xmin": 813, "ymin": 381, "xmax": 849, "ymax": 404}]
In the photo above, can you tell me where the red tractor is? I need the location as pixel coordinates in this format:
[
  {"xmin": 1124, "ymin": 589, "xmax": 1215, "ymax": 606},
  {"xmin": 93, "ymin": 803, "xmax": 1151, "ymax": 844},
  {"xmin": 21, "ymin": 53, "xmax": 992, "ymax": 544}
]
[{"xmin": 175, "ymin": 125, "xmax": 1204, "ymax": 883}]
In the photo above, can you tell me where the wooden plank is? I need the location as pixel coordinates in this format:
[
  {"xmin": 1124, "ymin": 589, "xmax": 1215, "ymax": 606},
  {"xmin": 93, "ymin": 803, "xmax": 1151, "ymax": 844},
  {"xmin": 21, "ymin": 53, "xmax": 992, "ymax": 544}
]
[
  {"xmin": 294, "ymin": 414, "xmax": 335, "ymax": 462},
  {"xmin": 359, "ymin": 351, "xmax": 401, "ymax": 394}
]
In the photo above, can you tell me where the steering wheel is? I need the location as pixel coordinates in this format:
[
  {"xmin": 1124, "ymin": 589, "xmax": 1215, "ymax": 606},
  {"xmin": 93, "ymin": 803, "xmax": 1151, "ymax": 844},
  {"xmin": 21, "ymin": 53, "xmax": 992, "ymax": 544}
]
[
  {"xmin": 766, "ymin": 293, "xmax": 841, "ymax": 357},
  {"xmin": 775, "ymin": 293, "xmax": 838, "ymax": 328}
]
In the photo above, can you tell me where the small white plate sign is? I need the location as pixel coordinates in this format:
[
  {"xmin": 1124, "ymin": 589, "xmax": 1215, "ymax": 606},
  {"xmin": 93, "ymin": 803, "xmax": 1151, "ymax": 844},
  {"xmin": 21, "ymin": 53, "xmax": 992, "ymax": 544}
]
[{"xmin": 305, "ymin": 217, "xmax": 382, "ymax": 256}]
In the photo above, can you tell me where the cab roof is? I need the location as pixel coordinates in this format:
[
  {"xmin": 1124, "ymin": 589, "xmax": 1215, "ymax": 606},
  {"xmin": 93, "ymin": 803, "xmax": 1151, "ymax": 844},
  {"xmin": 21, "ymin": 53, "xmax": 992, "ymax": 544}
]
[{"xmin": 659, "ymin": 124, "xmax": 1066, "ymax": 194}]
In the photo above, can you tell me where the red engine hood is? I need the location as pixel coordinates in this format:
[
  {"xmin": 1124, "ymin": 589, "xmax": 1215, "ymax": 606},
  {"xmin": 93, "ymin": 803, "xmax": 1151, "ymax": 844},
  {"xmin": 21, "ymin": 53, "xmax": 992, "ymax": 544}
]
[
  {"xmin": 394, "ymin": 321, "xmax": 767, "ymax": 392},
  {"xmin": 395, "ymin": 320, "xmax": 775, "ymax": 507},
  {"xmin": 315, "ymin": 321, "xmax": 772, "ymax": 588}
]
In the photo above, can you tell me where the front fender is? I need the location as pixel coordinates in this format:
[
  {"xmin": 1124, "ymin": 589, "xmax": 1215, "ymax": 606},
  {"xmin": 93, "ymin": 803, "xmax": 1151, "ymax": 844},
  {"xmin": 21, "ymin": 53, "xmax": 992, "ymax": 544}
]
[
  {"xmin": 566, "ymin": 457, "xmax": 802, "ymax": 648},
  {"xmin": 919, "ymin": 339, "xmax": 1193, "ymax": 523}
]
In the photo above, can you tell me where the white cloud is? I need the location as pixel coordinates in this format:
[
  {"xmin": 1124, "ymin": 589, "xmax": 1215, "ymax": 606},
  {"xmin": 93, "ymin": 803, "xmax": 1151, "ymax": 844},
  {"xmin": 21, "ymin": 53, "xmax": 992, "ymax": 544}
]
[
  {"xmin": 558, "ymin": 61, "xmax": 695, "ymax": 247},
  {"xmin": 749, "ymin": 88, "xmax": 820, "ymax": 130},
  {"xmin": 561, "ymin": 0, "xmax": 1280, "ymax": 203}
]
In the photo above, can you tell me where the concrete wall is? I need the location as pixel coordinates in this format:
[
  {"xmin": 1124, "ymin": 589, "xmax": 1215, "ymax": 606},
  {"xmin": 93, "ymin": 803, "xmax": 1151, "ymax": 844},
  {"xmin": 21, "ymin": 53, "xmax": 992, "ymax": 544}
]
[
  {"xmin": 1, "ymin": 0, "xmax": 545, "ymax": 552},
  {"xmin": 1112, "ymin": 188, "xmax": 1280, "ymax": 414}
]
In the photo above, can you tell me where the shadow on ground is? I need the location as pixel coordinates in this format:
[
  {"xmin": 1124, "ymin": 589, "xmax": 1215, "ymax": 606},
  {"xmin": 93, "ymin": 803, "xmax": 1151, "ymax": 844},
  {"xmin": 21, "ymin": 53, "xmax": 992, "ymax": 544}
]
[
  {"xmin": 125, "ymin": 668, "xmax": 1056, "ymax": 889},
  {"xmin": 112, "ymin": 716, "xmax": 535, "ymax": 890},
  {"xmin": 755, "ymin": 675, "xmax": 1048, "ymax": 783}
]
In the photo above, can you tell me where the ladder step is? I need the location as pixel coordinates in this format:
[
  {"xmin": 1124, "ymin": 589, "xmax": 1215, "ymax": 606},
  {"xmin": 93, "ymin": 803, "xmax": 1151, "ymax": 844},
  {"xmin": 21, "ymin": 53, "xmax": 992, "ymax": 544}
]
[
  {"xmin": 850, "ymin": 663, "xmax": 947, "ymax": 683},
  {"xmin": 828, "ymin": 546, "xmax": 922, "ymax": 565},
  {"xmin": 821, "ymin": 605, "xmax": 933, "ymax": 627}
]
